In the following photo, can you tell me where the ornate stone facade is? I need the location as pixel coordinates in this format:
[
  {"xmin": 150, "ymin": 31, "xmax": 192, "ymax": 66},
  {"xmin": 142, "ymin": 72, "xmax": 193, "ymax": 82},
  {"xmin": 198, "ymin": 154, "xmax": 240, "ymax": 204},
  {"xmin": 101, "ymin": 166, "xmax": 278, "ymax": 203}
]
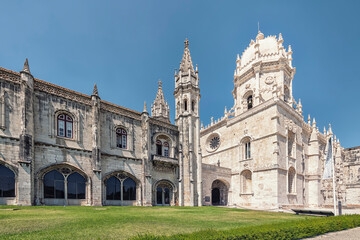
[
  {"xmin": 0, "ymin": 32, "xmax": 358, "ymax": 209},
  {"xmin": 199, "ymin": 31, "xmax": 359, "ymax": 209}
]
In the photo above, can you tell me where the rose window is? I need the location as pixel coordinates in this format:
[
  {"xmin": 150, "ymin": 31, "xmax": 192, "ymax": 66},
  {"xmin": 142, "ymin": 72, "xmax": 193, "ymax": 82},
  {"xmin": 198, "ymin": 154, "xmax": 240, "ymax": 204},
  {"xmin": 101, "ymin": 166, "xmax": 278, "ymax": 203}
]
[{"xmin": 210, "ymin": 136, "xmax": 220, "ymax": 149}]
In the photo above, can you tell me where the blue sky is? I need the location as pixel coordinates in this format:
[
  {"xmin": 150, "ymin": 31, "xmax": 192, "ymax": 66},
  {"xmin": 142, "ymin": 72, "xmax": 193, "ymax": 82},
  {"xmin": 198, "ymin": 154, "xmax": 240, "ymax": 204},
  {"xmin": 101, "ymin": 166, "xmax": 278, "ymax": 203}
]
[{"xmin": 0, "ymin": 0, "xmax": 359, "ymax": 148}]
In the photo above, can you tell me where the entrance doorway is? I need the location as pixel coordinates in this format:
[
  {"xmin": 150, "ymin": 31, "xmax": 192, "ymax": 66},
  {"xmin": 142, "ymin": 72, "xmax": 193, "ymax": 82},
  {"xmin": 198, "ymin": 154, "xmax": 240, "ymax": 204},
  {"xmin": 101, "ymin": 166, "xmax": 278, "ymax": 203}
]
[{"xmin": 211, "ymin": 180, "xmax": 228, "ymax": 206}]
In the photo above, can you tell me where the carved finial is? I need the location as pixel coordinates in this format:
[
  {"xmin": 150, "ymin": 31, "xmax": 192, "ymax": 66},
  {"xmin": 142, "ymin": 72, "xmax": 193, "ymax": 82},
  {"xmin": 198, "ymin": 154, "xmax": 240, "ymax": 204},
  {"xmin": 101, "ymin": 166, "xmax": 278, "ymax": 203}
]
[
  {"xmin": 323, "ymin": 126, "xmax": 326, "ymax": 135},
  {"xmin": 278, "ymin": 33, "xmax": 283, "ymax": 43},
  {"xmin": 288, "ymin": 45, "xmax": 293, "ymax": 54},
  {"xmin": 211, "ymin": 117, "xmax": 214, "ymax": 125},
  {"xmin": 201, "ymin": 121, "xmax": 204, "ymax": 129},
  {"xmin": 195, "ymin": 64, "xmax": 198, "ymax": 73},
  {"xmin": 334, "ymin": 135, "xmax": 337, "ymax": 143},
  {"xmin": 328, "ymin": 123, "xmax": 333, "ymax": 135},
  {"xmin": 174, "ymin": 68, "xmax": 177, "ymax": 76},
  {"xmin": 224, "ymin": 106, "xmax": 228, "ymax": 115},
  {"xmin": 312, "ymin": 118, "xmax": 316, "ymax": 128},
  {"xmin": 184, "ymin": 38, "xmax": 189, "ymax": 49},
  {"xmin": 308, "ymin": 114, "xmax": 311, "ymax": 124},
  {"xmin": 143, "ymin": 101, "xmax": 148, "ymax": 113},
  {"xmin": 92, "ymin": 83, "xmax": 99, "ymax": 96},
  {"xmin": 22, "ymin": 58, "xmax": 31, "ymax": 74},
  {"xmin": 158, "ymin": 79, "xmax": 162, "ymax": 88},
  {"xmin": 298, "ymin": 99, "xmax": 302, "ymax": 113},
  {"xmin": 236, "ymin": 54, "xmax": 240, "ymax": 61}
]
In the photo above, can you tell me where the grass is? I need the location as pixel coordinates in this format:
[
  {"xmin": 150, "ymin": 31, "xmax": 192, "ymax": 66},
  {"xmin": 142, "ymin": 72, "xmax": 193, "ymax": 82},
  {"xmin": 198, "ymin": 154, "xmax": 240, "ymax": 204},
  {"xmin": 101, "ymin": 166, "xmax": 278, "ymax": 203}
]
[{"xmin": 0, "ymin": 205, "xmax": 312, "ymax": 239}]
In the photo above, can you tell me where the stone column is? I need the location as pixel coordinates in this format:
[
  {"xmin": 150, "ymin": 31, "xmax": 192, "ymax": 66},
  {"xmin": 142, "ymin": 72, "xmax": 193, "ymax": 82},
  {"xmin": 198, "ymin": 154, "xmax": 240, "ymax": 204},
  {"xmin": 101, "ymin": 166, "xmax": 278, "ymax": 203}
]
[{"xmin": 141, "ymin": 102, "xmax": 152, "ymax": 206}]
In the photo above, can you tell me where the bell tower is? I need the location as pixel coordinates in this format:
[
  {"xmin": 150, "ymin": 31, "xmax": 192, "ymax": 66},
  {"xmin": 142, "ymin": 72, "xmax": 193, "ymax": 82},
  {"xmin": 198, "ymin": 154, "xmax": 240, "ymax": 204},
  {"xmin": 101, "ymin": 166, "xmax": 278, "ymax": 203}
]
[{"xmin": 174, "ymin": 39, "xmax": 202, "ymax": 206}]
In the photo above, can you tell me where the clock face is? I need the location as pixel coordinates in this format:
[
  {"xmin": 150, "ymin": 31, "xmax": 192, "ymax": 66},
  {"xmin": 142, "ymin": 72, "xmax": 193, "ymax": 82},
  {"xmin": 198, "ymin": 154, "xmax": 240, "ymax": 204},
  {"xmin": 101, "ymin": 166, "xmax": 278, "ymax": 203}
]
[{"xmin": 210, "ymin": 136, "xmax": 220, "ymax": 149}]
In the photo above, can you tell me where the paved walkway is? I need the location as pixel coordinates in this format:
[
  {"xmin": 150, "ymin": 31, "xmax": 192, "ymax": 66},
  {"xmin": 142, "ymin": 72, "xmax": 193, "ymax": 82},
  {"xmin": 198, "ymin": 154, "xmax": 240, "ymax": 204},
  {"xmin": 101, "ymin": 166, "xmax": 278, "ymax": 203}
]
[{"xmin": 305, "ymin": 227, "xmax": 360, "ymax": 239}]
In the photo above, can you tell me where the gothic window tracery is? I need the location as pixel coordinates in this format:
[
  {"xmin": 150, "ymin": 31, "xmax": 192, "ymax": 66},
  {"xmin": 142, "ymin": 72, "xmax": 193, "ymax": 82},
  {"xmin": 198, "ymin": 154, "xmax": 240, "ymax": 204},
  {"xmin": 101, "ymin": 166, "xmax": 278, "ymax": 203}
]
[
  {"xmin": 116, "ymin": 128, "xmax": 127, "ymax": 149},
  {"xmin": 44, "ymin": 170, "xmax": 86, "ymax": 199},
  {"xmin": 57, "ymin": 114, "xmax": 73, "ymax": 138},
  {"xmin": 210, "ymin": 136, "xmax": 220, "ymax": 150},
  {"xmin": 105, "ymin": 175, "xmax": 136, "ymax": 201}
]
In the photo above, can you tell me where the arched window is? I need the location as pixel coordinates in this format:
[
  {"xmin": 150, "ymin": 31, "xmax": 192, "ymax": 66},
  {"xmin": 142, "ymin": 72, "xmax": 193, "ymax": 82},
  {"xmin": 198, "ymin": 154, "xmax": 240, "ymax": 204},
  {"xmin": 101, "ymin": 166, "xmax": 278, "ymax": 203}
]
[
  {"xmin": 44, "ymin": 170, "xmax": 65, "ymax": 199},
  {"xmin": 156, "ymin": 140, "xmax": 162, "ymax": 156},
  {"xmin": 184, "ymin": 99, "xmax": 188, "ymax": 111},
  {"xmin": 163, "ymin": 142, "xmax": 169, "ymax": 157},
  {"xmin": 106, "ymin": 176, "xmax": 136, "ymax": 201},
  {"xmin": 244, "ymin": 141, "xmax": 251, "ymax": 159},
  {"xmin": 57, "ymin": 114, "xmax": 73, "ymax": 138},
  {"xmin": 156, "ymin": 181, "xmax": 173, "ymax": 206},
  {"xmin": 247, "ymin": 95, "xmax": 253, "ymax": 109},
  {"xmin": 288, "ymin": 167, "xmax": 296, "ymax": 193},
  {"xmin": 106, "ymin": 176, "xmax": 121, "ymax": 200},
  {"xmin": 123, "ymin": 178, "xmax": 136, "ymax": 200},
  {"xmin": 241, "ymin": 170, "xmax": 252, "ymax": 194},
  {"xmin": 116, "ymin": 128, "xmax": 127, "ymax": 149},
  {"xmin": 191, "ymin": 101, "xmax": 195, "ymax": 112},
  {"xmin": 0, "ymin": 165, "xmax": 15, "ymax": 197},
  {"xmin": 67, "ymin": 172, "xmax": 86, "ymax": 199}
]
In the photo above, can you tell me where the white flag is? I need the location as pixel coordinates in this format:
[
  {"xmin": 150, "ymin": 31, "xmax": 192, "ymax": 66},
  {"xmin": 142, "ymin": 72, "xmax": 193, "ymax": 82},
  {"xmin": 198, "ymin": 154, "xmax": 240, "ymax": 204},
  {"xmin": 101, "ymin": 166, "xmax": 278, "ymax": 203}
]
[{"xmin": 322, "ymin": 138, "xmax": 333, "ymax": 179}]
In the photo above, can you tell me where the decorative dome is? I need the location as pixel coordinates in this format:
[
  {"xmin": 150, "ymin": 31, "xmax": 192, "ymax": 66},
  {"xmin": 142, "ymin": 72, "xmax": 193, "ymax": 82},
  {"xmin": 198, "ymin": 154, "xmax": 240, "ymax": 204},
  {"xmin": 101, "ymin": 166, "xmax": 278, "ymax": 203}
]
[{"xmin": 237, "ymin": 32, "xmax": 290, "ymax": 69}]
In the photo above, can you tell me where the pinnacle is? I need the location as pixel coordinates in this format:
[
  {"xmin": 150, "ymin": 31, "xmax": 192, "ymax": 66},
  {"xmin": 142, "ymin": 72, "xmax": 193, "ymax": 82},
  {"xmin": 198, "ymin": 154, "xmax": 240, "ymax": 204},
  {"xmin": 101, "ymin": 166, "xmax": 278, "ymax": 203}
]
[
  {"xmin": 143, "ymin": 101, "xmax": 148, "ymax": 113},
  {"xmin": 22, "ymin": 58, "xmax": 31, "ymax": 74},
  {"xmin": 92, "ymin": 83, "xmax": 99, "ymax": 96}
]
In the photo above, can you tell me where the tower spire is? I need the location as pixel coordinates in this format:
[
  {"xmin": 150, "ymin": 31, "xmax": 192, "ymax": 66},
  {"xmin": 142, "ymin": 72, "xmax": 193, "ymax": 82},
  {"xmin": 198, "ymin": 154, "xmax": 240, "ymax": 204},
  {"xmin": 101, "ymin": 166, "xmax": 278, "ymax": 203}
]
[
  {"xmin": 151, "ymin": 80, "xmax": 170, "ymax": 122},
  {"xmin": 179, "ymin": 38, "xmax": 195, "ymax": 73}
]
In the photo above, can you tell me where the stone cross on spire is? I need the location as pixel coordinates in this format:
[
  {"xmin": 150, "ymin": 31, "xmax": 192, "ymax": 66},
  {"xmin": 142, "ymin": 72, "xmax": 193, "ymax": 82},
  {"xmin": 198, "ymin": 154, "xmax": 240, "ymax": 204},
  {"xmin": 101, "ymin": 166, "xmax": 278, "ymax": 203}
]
[
  {"xmin": 151, "ymin": 80, "xmax": 170, "ymax": 123},
  {"xmin": 184, "ymin": 38, "xmax": 189, "ymax": 48}
]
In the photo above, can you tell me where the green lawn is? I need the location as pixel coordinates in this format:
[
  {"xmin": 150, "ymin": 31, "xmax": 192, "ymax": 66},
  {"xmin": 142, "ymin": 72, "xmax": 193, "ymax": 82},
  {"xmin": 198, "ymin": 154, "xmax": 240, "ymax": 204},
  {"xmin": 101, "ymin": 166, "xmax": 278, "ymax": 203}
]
[{"xmin": 0, "ymin": 205, "xmax": 311, "ymax": 239}]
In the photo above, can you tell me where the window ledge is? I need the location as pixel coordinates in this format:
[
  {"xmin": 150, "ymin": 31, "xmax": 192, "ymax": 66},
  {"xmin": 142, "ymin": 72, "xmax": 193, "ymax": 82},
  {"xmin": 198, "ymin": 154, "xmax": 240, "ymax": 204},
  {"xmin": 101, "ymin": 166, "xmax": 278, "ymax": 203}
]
[
  {"xmin": 56, "ymin": 135, "xmax": 76, "ymax": 142},
  {"xmin": 152, "ymin": 155, "xmax": 178, "ymax": 165},
  {"xmin": 240, "ymin": 158, "xmax": 253, "ymax": 162},
  {"xmin": 287, "ymin": 193, "xmax": 297, "ymax": 196},
  {"xmin": 240, "ymin": 193, "xmax": 254, "ymax": 196}
]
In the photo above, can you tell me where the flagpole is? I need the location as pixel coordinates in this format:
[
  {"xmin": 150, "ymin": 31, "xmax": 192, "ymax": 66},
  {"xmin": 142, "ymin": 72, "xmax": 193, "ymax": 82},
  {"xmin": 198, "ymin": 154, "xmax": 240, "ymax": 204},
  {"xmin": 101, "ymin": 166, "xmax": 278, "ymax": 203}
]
[{"xmin": 331, "ymin": 136, "xmax": 337, "ymax": 216}]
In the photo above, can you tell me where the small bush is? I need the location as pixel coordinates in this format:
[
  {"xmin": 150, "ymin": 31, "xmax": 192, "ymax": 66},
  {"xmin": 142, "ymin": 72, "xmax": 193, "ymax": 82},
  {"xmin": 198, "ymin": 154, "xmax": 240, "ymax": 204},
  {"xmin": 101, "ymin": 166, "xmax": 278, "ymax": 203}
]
[{"xmin": 133, "ymin": 215, "xmax": 360, "ymax": 240}]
